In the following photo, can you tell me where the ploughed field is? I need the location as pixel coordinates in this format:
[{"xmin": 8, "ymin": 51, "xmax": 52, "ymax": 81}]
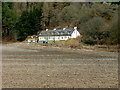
[{"xmin": 2, "ymin": 43, "xmax": 118, "ymax": 88}]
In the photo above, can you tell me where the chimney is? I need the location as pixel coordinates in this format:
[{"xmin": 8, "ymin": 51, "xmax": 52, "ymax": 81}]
[
  {"xmin": 74, "ymin": 27, "xmax": 77, "ymax": 30},
  {"xmin": 46, "ymin": 29, "xmax": 48, "ymax": 31},
  {"xmin": 63, "ymin": 28, "xmax": 66, "ymax": 30}
]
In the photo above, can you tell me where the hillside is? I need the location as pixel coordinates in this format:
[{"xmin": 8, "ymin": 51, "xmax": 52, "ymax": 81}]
[{"xmin": 2, "ymin": 2, "xmax": 119, "ymax": 45}]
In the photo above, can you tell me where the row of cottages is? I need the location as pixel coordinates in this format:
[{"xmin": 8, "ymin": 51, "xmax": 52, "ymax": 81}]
[{"xmin": 38, "ymin": 27, "xmax": 80, "ymax": 42}]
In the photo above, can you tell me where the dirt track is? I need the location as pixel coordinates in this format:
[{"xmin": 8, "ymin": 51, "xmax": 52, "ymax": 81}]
[{"xmin": 2, "ymin": 43, "xmax": 118, "ymax": 88}]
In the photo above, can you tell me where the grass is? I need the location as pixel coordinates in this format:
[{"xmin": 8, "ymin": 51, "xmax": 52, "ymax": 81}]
[{"xmin": 38, "ymin": 36, "xmax": 118, "ymax": 52}]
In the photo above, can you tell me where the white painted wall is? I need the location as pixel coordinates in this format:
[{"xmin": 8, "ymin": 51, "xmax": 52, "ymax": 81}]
[
  {"xmin": 71, "ymin": 30, "xmax": 80, "ymax": 38},
  {"xmin": 39, "ymin": 36, "xmax": 71, "ymax": 41}
]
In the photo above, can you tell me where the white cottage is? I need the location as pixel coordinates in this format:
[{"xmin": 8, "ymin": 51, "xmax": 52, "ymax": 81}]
[{"xmin": 38, "ymin": 27, "xmax": 80, "ymax": 42}]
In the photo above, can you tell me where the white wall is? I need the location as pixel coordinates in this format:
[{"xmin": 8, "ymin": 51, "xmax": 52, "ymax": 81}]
[
  {"xmin": 71, "ymin": 30, "xmax": 80, "ymax": 38},
  {"xmin": 39, "ymin": 36, "xmax": 71, "ymax": 41}
]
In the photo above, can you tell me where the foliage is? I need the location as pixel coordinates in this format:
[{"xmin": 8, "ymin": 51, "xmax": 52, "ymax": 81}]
[
  {"xmin": 16, "ymin": 7, "xmax": 42, "ymax": 41},
  {"xmin": 2, "ymin": 2, "xmax": 119, "ymax": 45},
  {"xmin": 2, "ymin": 2, "xmax": 18, "ymax": 41},
  {"xmin": 80, "ymin": 17, "xmax": 104, "ymax": 45},
  {"xmin": 109, "ymin": 13, "xmax": 118, "ymax": 44}
]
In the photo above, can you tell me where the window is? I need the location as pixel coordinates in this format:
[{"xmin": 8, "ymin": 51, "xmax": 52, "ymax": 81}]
[
  {"xmin": 57, "ymin": 32, "xmax": 59, "ymax": 35},
  {"xmin": 59, "ymin": 32, "xmax": 61, "ymax": 35},
  {"xmin": 41, "ymin": 37, "xmax": 42, "ymax": 39},
  {"xmin": 68, "ymin": 31, "xmax": 71, "ymax": 34}
]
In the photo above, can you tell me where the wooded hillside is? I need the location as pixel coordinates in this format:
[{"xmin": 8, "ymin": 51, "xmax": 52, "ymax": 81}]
[{"xmin": 2, "ymin": 2, "xmax": 119, "ymax": 45}]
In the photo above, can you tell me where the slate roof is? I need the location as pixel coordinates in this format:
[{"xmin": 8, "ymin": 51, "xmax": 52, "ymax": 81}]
[{"xmin": 39, "ymin": 28, "xmax": 74, "ymax": 36}]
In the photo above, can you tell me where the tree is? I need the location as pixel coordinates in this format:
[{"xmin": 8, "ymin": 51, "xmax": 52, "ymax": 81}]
[
  {"xmin": 109, "ymin": 13, "xmax": 118, "ymax": 44},
  {"xmin": 16, "ymin": 6, "xmax": 42, "ymax": 41},
  {"xmin": 81, "ymin": 17, "xmax": 104, "ymax": 45},
  {"xmin": 2, "ymin": 2, "xmax": 18, "ymax": 41}
]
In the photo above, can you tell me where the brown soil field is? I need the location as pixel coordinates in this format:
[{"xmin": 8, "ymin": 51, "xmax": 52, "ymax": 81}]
[{"xmin": 2, "ymin": 43, "xmax": 118, "ymax": 88}]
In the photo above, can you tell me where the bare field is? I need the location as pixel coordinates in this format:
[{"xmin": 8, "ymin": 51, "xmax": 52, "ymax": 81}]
[{"xmin": 2, "ymin": 43, "xmax": 118, "ymax": 88}]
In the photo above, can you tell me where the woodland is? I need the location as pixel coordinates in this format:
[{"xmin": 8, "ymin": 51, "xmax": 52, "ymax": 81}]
[{"xmin": 2, "ymin": 2, "xmax": 119, "ymax": 45}]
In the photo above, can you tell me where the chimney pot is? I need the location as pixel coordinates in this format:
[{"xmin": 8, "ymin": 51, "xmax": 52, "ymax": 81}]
[
  {"xmin": 63, "ymin": 28, "xmax": 66, "ymax": 30},
  {"xmin": 74, "ymin": 27, "xmax": 77, "ymax": 30},
  {"xmin": 46, "ymin": 29, "xmax": 48, "ymax": 31}
]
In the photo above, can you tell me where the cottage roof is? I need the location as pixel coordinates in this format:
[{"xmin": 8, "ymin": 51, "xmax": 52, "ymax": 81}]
[{"xmin": 39, "ymin": 28, "xmax": 74, "ymax": 36}]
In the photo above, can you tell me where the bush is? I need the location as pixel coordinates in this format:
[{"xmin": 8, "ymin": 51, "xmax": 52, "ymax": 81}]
[{"xmin": 81, "ymin": 17, "xmax": 104, "ymax": 45}]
